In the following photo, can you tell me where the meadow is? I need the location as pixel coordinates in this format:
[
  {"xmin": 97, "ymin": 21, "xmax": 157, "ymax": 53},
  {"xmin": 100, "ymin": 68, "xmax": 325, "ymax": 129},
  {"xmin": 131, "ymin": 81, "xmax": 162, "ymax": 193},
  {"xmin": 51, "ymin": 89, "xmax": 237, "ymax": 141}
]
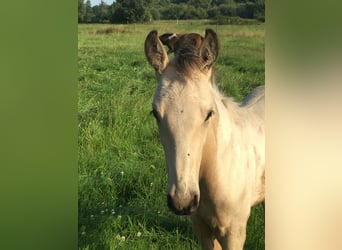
[{"xmin": 78, "ymin": 20, "xmax": 265, "ymax": 249}]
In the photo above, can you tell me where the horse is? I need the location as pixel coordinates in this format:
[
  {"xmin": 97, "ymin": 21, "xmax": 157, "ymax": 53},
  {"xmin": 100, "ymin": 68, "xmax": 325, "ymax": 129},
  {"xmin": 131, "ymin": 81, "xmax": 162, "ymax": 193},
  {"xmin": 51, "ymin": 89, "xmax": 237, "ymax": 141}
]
[{"xmin": 144, "ymin": 29, "xmax": 265, "ymax": 250}]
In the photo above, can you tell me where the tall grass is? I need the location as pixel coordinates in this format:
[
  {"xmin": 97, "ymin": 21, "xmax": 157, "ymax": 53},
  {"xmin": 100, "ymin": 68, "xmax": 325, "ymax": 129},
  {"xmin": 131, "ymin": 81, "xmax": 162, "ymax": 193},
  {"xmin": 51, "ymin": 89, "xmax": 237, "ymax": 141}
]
[{"xmin": 78, "ymin": 21, "xmax": 264, "ymax": 249}]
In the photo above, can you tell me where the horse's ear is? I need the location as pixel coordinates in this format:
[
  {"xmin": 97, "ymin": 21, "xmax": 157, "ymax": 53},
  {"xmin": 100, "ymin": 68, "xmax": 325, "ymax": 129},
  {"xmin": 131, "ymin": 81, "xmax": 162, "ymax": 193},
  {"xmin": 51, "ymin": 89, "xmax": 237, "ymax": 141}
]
[
  {"xmin": 145, "ymin": 30, "xmax": 169, "ymax": 74},
  {"xmin": 200, "ymin": 29, "xmax": 219, "ymax": 69}
]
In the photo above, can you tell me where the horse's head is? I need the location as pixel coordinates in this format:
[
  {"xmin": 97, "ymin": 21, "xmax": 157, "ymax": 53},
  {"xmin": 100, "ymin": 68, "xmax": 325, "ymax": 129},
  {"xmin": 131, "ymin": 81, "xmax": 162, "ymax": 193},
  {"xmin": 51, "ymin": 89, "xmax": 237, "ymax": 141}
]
[{"xmin": 145, "ymin": 29, "xmax": 219, "ymax": 215}]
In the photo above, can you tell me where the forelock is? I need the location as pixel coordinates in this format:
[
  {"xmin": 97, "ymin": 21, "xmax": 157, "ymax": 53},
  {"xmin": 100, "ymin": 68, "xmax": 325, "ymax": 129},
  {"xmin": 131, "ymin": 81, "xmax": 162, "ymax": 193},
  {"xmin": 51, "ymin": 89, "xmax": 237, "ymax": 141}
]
[{"xmin": 173, "ymin": 34, "xmax": 205, "ymax": 76}]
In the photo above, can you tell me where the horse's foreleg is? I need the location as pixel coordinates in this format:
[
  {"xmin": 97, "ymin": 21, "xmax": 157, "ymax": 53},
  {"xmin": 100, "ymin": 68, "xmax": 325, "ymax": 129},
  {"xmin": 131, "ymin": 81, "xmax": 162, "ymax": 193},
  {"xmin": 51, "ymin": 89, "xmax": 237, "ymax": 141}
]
[
  {"xmin": 216, "ymin": 221, "xmax": 247, "ymax": 250},
  {"xmin": 191, "ymin": 215, "xmax": 221, "ymax": 250},
  {"xmin": 228, "ymin": 225, "xmax": 247, "ymax": 250}
]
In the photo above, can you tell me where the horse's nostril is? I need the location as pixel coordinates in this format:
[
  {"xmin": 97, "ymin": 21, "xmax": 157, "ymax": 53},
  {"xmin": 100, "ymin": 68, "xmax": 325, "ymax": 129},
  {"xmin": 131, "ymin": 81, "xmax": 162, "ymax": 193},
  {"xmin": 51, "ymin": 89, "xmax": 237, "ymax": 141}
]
[
  {"xmin": 190, "ymin": 194, "xmax": 199, "ymax": 213},
  {"xmin": 167, "ymin": 193, "xmax": 199, "ymax": 215},
  {"xmin": 193, "ymin": 194, "xmax": 199, "ymax": 206}
]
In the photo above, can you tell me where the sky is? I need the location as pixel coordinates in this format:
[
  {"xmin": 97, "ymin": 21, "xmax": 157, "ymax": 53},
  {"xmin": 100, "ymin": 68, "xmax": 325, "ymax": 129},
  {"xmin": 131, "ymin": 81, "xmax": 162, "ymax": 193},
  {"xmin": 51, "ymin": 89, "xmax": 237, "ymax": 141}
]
[{"xmin": 90, "ymin": 0, "xmax": 114, "ymax": 6}]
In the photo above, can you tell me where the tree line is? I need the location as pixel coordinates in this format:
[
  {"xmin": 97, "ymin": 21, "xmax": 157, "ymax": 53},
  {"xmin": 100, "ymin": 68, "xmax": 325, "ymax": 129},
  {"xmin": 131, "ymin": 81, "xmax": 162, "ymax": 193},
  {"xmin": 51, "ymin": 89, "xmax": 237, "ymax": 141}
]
[{"xmin": 78, "ymin": 0, "xmax": 265, "ymax": 24}]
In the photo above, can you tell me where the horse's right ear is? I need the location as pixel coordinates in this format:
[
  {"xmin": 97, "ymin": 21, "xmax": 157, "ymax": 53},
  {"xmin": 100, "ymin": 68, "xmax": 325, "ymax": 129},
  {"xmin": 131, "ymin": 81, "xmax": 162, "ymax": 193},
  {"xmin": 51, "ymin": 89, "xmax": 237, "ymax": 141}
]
[{"xmin": 145, "ymin": 30, "xmax": 169, "ymax": 74}]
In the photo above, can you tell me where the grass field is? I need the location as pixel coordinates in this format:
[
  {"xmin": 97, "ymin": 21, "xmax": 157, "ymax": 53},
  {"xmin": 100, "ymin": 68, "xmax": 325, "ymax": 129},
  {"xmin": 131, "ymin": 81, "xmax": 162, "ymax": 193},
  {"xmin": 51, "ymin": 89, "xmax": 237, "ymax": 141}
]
[{"xmin": 78, "ymin": 20, "xmax": 265, "ymax": 249}]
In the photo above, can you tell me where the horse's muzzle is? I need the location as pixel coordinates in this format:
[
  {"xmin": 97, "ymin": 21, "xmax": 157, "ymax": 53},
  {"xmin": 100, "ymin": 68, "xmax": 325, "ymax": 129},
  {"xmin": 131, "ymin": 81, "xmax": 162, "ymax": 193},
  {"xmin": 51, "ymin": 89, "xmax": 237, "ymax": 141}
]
[{"xmin": 167, "ymin": 193, "xmax": 199, "ymax": 215}]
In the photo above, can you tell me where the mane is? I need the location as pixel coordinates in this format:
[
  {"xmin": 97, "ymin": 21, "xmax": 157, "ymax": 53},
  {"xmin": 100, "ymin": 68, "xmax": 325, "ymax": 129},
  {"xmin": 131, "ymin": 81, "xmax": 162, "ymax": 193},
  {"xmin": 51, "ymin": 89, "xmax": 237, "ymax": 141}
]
[
  {"xmin": 212, "ymin": 83, "xmax": 240, "ymax": 113},
  {"xmin": 214, "ymin": 84, "xmax": 265, "ymax": 134},
  {"xmin": 174, "ymin": 47, "xmax": 203, "ymax": 73},
  {"xmin": 172, "ymin": 34, "xmax": 205, "ymax": 76},
  {"xmin": 211, "ymin": 81, "xmax": 252, "ymax": 129}
]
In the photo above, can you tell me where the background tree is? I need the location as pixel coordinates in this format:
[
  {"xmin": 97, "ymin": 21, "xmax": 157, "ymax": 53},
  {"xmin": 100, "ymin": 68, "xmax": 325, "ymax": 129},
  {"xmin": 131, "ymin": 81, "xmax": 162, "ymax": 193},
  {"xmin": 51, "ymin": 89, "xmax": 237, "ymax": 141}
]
[
  {"xmin": 78, "ymin": 0, "xmax": 264, "ymax": 23},
  {"xmin": 160, "ymin": 3, "xmax": 186, "ymax": 20},
  {"xmin": 253, "ymin": 0, "xmax": 265, "ymax": 21},
  {"xmin": 111, "ymin": 0, "xmax": 149, "ymax": 23},
  {"xmin": 78, "ymin": 0, "xmax": 86, "ymax": 23},
  {"xmin": 84, "ymin": 0, "xmax": 94, "ymax": 23},
  {"xmin": 219, "ymin": 3, "xmax": 237, "ymax": 17},
  {"xmin": 92, "ymin": 0, "xmax": 110, "ymax": 23},
  {"xmin": 150, "ymin": 8, "xmax": 160, "ymax": 20}
]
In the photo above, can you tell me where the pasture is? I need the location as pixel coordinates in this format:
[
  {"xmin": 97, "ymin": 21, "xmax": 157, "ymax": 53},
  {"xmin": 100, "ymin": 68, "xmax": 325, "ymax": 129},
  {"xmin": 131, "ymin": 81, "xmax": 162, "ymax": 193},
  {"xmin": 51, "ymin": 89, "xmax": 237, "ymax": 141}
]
[{"xmin": 78, "ymin": 21, "xmax": 265, "ymax": 249}]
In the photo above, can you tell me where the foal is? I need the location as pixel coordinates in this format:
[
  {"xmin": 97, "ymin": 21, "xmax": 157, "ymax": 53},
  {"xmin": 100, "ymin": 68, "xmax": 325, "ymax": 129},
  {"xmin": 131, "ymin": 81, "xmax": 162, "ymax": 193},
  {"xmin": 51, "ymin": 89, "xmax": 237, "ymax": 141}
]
[{"xmin": 145, "ymin": 29, "xmax": 265, "ymax": 250}]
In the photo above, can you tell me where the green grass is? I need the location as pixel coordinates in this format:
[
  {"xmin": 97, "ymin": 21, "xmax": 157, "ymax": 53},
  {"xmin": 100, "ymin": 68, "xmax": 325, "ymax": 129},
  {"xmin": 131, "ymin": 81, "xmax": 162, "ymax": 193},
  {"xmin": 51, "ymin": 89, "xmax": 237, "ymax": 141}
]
[{"xmin": 78, "ymin": 21, "xmax": 264, "ymax": 249}]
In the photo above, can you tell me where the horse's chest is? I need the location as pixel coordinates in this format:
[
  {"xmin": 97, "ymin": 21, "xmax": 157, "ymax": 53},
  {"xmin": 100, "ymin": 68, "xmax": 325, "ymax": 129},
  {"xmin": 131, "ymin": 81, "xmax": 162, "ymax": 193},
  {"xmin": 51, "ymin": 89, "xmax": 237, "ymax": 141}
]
[{"xmin": 197, "ymin": 206, "xmax": 232, "ymax": 238}]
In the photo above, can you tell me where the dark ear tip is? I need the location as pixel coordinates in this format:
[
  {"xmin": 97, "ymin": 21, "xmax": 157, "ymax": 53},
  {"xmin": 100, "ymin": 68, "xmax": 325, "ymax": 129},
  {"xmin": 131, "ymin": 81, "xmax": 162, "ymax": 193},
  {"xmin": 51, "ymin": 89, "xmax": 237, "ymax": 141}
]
[
  {"xmin": 147, "ymin": 30, "xmax": 158, "ymax": 39},
  {"xmin": 204, "ymin": 28, "xmax": 219, "ymax": 49},
  {"xmin": 205, "ymin": 29, "xmax": 216, "ymax": 37},
  {"xmin": 145, "ymin": 30, "xmax": 159, "ymax": 50}
]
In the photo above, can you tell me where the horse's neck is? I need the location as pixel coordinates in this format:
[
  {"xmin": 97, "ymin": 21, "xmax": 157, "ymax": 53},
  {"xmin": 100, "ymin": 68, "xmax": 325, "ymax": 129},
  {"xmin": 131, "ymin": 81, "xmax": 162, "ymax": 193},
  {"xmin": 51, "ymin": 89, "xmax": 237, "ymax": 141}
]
[
  {"xmin": 214, "ymin": 90, "xmax": 244, "ymax": 144},
  {"xmin": 200, "ymin": 90, "xmax": 248, "ymax": 178},
  {"xmin": 199, "ymin": 87, "xmax": 265, "ymax": 207},
  {"xmin": 198, "ymin": 95, "xmax": 244, "ymax": 208}
]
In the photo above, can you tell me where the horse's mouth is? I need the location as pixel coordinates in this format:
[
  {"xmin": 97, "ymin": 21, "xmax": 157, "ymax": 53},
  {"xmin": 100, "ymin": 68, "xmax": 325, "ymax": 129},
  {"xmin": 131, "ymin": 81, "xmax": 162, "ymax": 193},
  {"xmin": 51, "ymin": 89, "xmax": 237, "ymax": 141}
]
[{"xmin": 167, "ymin": 194, "xmax": 199, "ymax": 215}]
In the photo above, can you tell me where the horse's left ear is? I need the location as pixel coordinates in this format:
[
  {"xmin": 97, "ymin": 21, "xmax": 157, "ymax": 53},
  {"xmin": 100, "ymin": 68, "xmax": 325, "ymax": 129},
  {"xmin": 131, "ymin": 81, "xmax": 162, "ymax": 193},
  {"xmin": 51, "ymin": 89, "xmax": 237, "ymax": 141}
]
[
  {"xmin": 145, "ymin": 30, "xmax": 169, "ymax": 74},
  {"xmin": 200, "ymin": 29, "xmax": 219, "ymax": 69}
]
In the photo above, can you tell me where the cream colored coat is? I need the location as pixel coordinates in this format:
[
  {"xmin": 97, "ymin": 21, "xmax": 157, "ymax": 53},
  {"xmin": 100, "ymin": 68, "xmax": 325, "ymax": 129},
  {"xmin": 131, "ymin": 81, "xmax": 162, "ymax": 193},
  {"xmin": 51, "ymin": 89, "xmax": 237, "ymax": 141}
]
[{"xmin": 145, "ymin": 29, "xmax": 264, "ymax": 250}]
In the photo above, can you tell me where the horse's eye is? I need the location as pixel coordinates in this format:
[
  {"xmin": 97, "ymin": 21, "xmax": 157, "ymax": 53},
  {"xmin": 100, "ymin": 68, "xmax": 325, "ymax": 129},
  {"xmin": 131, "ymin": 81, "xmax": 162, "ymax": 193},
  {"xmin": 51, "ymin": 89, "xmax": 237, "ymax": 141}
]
[
  {"xmin": 205, "ymin": 110, "xmax": 214, "ymax": 122},
  {"xmin": 150, "ymin": 109, "xmax": 161, "ymax": 122}
]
